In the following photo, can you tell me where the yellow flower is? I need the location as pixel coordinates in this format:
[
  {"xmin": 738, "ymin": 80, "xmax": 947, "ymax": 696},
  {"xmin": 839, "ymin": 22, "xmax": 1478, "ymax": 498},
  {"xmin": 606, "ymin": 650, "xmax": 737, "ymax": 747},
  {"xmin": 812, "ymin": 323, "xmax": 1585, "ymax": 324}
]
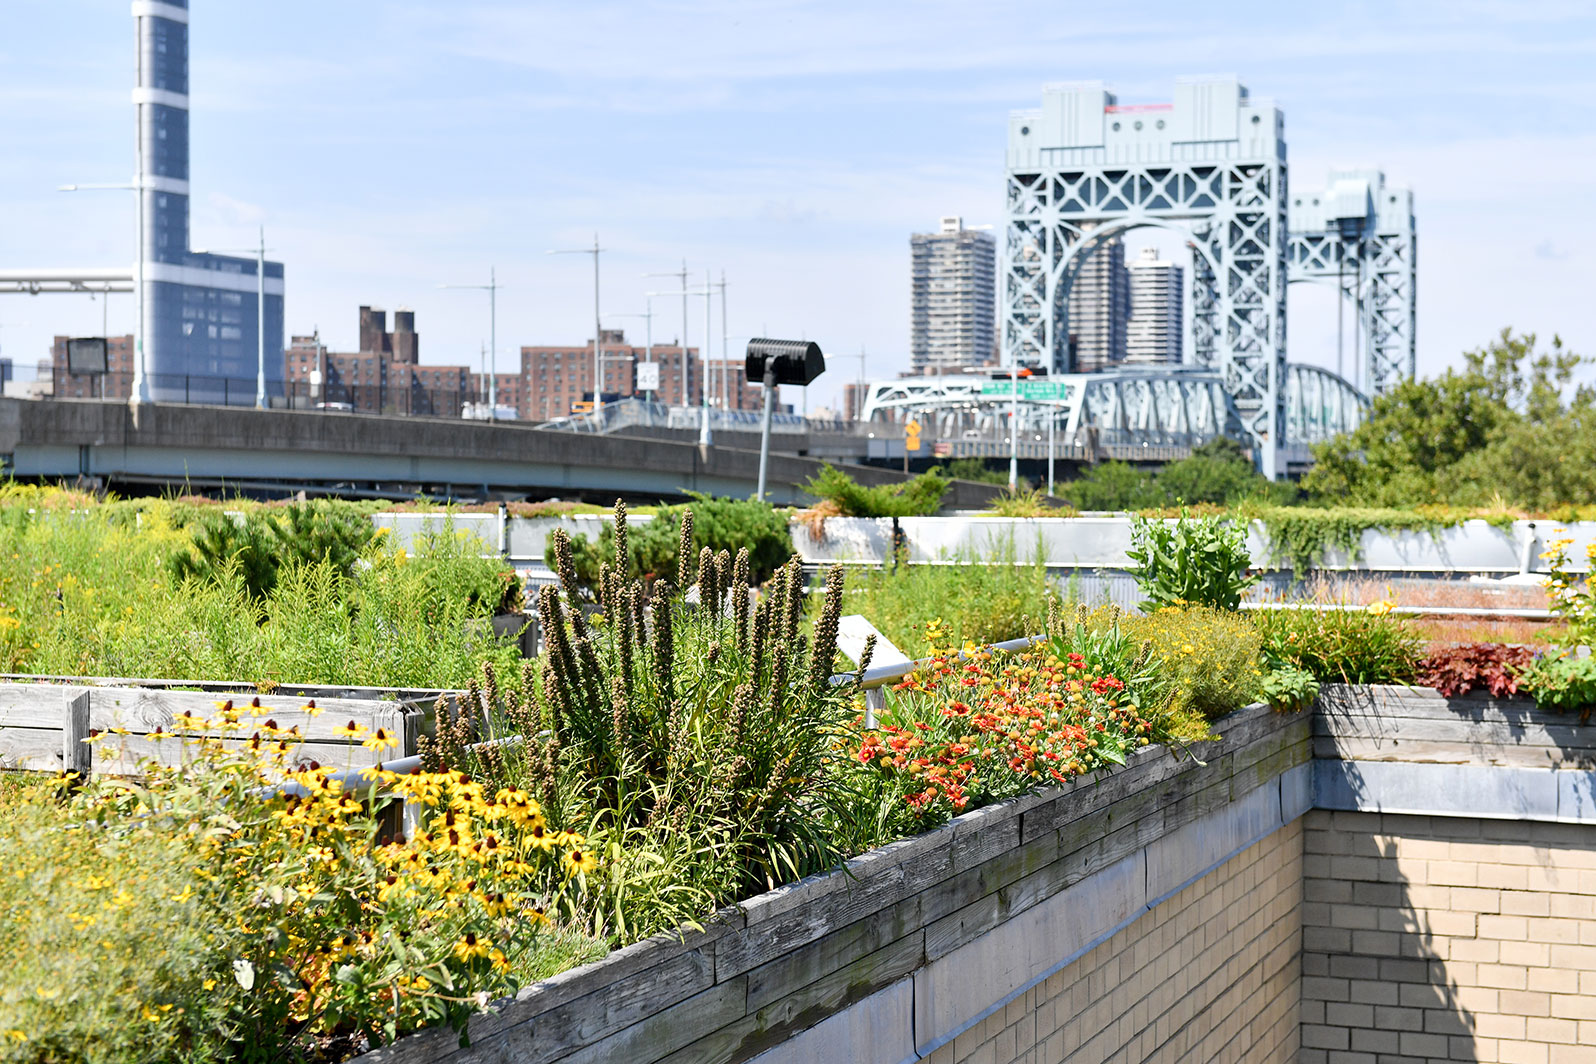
[
  {"xmin": 453, "ymin": 933, "xmax": 490, "ymax": 961},
  {"xmin": 362, "ymin": 728, "xmax": 398, "ymax": 752},
  {"xmin": 332, "ymin": 720, "xmax": 370, "ymax": 739},
  {"xmin": 563, "ymin": 848, "xmax": 600, "ymax": 877},
  {"xmin": 300, "ymin": 700, "xmax": 325, "ymax": 718},
  {"xmin": 1366, "ymin": 600, "xmax": 1395, "ymax": 616}
]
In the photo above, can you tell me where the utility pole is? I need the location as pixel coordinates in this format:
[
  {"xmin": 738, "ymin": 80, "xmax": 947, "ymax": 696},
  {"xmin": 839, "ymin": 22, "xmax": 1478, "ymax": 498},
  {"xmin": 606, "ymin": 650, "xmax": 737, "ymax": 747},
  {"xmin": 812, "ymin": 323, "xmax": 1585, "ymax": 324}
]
[
  {"xmin": 439, "ymin": 268, "xmax": 502, "ymax": 417},
  {"xmin": 714, "ymin": 271, "xmax": 729, "ymax": 410}
]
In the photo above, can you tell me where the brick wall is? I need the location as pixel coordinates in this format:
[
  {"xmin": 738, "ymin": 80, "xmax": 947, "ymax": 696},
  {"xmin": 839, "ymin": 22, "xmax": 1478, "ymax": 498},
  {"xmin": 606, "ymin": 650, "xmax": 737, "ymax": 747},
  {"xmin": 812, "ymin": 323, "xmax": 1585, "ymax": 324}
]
[
  {"xmin": 922, "ymin": 820, "xmax": 1302, "ymax": 1064},
  {"xmin": 1301, "ymin": 809, "xmax": 1596, "ymax": 1064}
]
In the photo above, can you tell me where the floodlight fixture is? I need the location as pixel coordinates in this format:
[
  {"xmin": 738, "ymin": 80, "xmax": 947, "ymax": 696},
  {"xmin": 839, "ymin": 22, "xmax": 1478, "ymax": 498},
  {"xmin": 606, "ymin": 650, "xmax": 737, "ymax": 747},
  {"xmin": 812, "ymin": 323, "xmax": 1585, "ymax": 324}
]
[{"xmin": 746, "ymin": 338, "xmax": 826, "ymax": 501}]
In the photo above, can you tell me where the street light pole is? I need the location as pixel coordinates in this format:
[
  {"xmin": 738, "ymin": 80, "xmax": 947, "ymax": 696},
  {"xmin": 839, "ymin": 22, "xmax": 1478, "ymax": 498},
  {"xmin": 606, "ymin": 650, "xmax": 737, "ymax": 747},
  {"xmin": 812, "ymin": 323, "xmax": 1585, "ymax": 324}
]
[
  {"xmin": 714, "ymin": 271, "xmax": 730, "ymax": 411},
  {"xmin": 255, "ymin": 226, "xmax": 267, "ymax": 408},
  {"xmin": 549, "ymin": 238, "xmax": 605, "ymax": 413},
  {"xmin": 646, "ymin": 262, "xmax": 703, "ymax": 443},
  {"xmin": 438, "ymin": 267, "xmax": 501, "ymax": 417},
  {"xmin": 59, "ymin": 181, "xmax": 148, "ymax": 404}
]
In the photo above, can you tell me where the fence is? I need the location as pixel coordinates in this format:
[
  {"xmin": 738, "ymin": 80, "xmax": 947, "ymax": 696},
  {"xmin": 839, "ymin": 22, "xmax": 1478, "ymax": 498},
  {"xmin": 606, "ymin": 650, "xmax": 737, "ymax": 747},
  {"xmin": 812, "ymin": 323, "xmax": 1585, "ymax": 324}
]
[{"xmin": 32, "ymin": 368, "xmax": 487, "ymax": 418}]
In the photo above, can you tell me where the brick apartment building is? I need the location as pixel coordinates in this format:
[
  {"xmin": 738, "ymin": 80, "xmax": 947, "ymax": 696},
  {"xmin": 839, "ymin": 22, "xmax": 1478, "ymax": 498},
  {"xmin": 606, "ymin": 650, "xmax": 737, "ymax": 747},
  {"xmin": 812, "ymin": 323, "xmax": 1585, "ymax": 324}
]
[
  {"xmin": 516, "ymin": 331, "xmax": 764, "ymax": 421},
  {"xmin": 284, "ymin": 307, "xmax": 480, "ymax": 416}
]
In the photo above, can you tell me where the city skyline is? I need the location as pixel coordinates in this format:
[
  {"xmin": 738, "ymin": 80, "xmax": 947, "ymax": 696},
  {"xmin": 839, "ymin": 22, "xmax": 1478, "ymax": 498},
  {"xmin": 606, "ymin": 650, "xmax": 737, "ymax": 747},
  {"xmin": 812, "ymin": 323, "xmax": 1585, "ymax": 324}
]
[{"xmin": 2, "ymin": 1, "xmax": 1593, "ymax": 412}]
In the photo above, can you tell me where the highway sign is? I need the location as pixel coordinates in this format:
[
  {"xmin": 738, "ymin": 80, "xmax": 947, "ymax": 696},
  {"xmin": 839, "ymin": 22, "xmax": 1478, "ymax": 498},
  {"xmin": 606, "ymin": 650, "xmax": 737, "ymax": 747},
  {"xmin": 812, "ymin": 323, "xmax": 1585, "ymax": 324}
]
[{"xmin": 979, "ymin": 379, "xmax": 1073, "ymax": 401}]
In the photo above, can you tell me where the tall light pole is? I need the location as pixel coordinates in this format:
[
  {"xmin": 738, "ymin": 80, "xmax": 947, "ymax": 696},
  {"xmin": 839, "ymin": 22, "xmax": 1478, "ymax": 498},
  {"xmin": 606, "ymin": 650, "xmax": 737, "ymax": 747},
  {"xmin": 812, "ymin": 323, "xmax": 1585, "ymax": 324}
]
[
  {"xmin": 713, "ymin": 271, "xmax": 730, "ymax": 411},
  {"xmin": 438, "ymin": 267, "xmax": 500, "ymax": 417},
  {"xmin": 549, "ymin": 237, "xmax": 604, "ymax": 413},
  {"xmin": 682, "ymin": 278, "xmax": 716, "ymax": 446},
  {"xmin": 646, "ymin": 262, "xmax": 697, "ymax": 435},
  {"xmin": 193, "ymin": 229, "xmax": 276, "ymax": 408},
  {"xmin": 60, "ymin": 181, "xmax": 147, "ymax": 405}
]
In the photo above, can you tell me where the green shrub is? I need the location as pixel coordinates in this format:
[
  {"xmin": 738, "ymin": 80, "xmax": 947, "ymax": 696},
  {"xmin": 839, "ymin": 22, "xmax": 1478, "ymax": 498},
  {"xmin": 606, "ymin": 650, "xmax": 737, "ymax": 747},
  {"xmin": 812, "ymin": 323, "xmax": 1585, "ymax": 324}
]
[
  {"xmin": 1122, "ymin": 606, "xmax": 1264, "ymax": 734},
  {"xmin": 1126, "ymin": 510, "xmax": 1258, "ymax": 611},
  {"xmin": 798, "ymin": 463, "xmax": 948, "ymax": 518},
  {"xmin": 549, "ymin": 495, "xmax": 792, "ymax": 599},
  {"xmin": 1253, "ymin": 606, "xmax": 1422, "ymax": 685},
  {"xmin": 1518, "ymin": 652, "xmax": 1596, "ymax": 720},
  {"xmin": 167, "ymin": 501, "xmax": 375, "ymax": 602}
]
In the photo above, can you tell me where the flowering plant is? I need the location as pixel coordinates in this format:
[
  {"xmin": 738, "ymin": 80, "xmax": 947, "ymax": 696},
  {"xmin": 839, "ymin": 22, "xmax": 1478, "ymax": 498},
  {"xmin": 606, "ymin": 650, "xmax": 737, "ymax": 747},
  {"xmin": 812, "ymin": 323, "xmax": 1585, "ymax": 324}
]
[
  {"xmin": 844, "ymin": 634, "xmax": 1156, "ymax": 831},
  {"xmin": 0, "ymin": 714, "xmax": 598, "ymax": 1062}
]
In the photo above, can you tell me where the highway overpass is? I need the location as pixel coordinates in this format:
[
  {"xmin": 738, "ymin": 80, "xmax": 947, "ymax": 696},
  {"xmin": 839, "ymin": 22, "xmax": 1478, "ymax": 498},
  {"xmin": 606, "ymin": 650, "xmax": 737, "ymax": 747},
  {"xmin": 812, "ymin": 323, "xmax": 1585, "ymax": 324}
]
[{"xmin": 0, "ymin": 399, "xmax": 1010, "ymax": 506}]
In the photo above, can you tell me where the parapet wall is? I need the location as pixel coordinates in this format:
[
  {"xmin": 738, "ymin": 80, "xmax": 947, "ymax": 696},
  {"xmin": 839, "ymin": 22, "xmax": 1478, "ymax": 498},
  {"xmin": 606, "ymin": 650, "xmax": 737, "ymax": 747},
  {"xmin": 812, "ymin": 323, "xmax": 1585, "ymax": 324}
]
[{"xmin": 364, "ymin": 703, "xmax": 1312, "ymax": 1064}]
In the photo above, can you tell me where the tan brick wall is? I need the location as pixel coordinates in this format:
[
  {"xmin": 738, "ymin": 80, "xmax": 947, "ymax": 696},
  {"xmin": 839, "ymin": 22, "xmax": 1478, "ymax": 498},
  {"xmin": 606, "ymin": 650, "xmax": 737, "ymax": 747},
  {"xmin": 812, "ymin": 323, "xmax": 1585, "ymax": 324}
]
[
  {"xmin": 924, "ymin": 819, "xmax": 1303, "ymax": 1064},
  {"xmin": 1301, "ymin": 809, "xmax": 1596, "ymax": 1064}
]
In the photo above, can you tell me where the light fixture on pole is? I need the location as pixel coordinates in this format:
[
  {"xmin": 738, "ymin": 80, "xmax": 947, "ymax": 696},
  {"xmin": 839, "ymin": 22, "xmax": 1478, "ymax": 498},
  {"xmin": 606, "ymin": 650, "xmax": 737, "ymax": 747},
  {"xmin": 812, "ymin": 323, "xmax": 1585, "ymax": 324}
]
[
  {"xmin": 713, "ymin": 271, "xmax": 729, "ymax": 410},
  {"xmin": 60, "ymin": 181, "xmax": 147, "ymax": 405},
  {"xmin": 438, "ymin": 268, "xmax": 501, "ymax": 418},
  {"xmin": 549, "ymin": 237, "xmax": 604, "ymax": 414},
  {"xmin": 745, "ymin": 338, "xmax": 825, "ymax": 502},
  {"xmin": 646, "ymin": 261, "xmax": 699, "ymax": 441}
]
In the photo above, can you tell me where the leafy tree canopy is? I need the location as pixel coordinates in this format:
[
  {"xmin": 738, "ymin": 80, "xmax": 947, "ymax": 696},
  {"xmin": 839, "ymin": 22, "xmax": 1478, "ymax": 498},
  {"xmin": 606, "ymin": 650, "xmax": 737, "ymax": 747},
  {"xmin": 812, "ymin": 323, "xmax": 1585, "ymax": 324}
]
[{"xmin": 1302, "ymin": 329, "xmax": 1595, "ymax": 510}]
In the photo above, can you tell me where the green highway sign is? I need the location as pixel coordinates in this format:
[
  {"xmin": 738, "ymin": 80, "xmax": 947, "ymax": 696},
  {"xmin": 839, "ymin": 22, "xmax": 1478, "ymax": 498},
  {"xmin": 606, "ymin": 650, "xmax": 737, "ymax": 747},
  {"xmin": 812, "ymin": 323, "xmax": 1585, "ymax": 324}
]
[{"xmin": 979, "ymin": 379, "xmax": 1073, "ymax": 401}]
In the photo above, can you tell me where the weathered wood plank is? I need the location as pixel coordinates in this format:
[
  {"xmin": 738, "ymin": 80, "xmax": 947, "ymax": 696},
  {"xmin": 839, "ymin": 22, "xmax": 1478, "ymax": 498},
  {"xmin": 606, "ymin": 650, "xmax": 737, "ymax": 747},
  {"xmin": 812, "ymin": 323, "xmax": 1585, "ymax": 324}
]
[
  {"xmin": 654, "ymin": 932, "xmax": 925, "ymax": 1064},
  {"xmin": 1313, "ymin": 735, "xmax": 1583, "ymax": 769},
  {"xmin": 63, "ymin": 688, "xmax": 91, "ymax": 776}
]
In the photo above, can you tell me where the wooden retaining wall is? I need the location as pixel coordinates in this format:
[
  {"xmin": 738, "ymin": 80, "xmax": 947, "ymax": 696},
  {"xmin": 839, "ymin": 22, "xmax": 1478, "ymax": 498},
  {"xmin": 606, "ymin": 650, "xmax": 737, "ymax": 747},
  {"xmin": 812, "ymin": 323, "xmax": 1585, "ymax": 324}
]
[
  {"xmin": 0, "ymin": 680, "xmax": 424, "ymax": 775},
  {"xmin": 359, "ymin": 701, "xmax": 1312, "ymax": 1064}
]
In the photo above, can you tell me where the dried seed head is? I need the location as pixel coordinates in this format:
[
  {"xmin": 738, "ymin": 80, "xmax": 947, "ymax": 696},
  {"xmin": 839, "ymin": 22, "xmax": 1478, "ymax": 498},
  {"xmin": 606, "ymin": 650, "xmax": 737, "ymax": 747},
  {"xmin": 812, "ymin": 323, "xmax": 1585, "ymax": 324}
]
[{"xmin": 676, "ymin": 510, "xmax": 695, "ymax": 590}]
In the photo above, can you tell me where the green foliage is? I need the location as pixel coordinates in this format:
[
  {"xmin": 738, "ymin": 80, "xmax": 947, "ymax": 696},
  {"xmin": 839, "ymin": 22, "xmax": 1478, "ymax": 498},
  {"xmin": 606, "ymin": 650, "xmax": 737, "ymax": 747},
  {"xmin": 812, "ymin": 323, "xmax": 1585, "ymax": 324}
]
[
  {"xmin": 1126, "ymin": 510, "xmax": 1258, "ymax": 611},
  {"xmin": 167, "ymin": 502, "xmax": 376, "ymax": 602},
  {"xmin": 449, "ymin": 509, "xmax": 857, "ymax": 941},
  {"xmin": 1253, "ymin": 607, "xmax": 1422, "ymax": 685},
  {"xmin": 1122, "ymin": 606, "xmax": 1265, "ymax": 734},
  {"xmin": 846, "ymin": 535, "xmax": 1054, "ymax": 658},
  {"xmin": 1518, "ymin": 652, "xmax": 1596, "ymax": 720},
  {"xmin": 1061, "ymin": 438, "xmax": 1290, "ymax": 511},
  {"xmin": 0, "ymin": 501, "xmax": 521, "ymax": 687},
  {"xmin": 799, "ymin": 463, "xmax": 949, "ymax": 518},
  {"xmin": 1256, "ymin": 663, "xmax": 1320, "ymax": 713},
  {"xmin": 932, "ymin": 457, "xmax": 1012, "ymax": 487},
  {"xmin": 1249, "ymin": 506, "xmax": 1446, "ymax": 572},
  {"xmin": 985, "ymin": 487, "xmax": 1064, "ymax": 517},
  {"xmin": 1304, "ymin": 329, "xmax": 1596, "ymax": 510},
  {"xmin": 548, "ymin": 495, "xmax": 792, "ymax": 599}
]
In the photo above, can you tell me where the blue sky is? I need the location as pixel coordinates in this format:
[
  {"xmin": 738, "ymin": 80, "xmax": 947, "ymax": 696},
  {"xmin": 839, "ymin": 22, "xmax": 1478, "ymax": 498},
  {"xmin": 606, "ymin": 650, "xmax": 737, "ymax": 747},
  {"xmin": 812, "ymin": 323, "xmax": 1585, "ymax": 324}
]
[{"xmin": 2, "ymin": 1, "xmax": 1593, "ymax": 410}]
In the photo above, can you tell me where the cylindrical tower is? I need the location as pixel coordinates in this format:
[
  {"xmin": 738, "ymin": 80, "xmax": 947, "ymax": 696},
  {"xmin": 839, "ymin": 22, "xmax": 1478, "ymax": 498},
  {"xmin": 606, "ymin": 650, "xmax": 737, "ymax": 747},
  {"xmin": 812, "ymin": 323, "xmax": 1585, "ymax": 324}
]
[{"xmin": 133, "ymin": 0, "xmax": 191, "ymax": 392}]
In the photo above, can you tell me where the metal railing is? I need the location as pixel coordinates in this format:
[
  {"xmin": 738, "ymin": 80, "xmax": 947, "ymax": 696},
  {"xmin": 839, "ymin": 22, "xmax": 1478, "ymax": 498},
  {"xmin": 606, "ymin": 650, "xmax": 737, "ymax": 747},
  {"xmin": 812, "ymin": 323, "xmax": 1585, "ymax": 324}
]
[
  {"xmin": 24, "ymin": 369, "xmax": 493, "ymax": 419},
  {"xmin": 536, "ymin": 397, "xmax": 859, "ymax": 437}
]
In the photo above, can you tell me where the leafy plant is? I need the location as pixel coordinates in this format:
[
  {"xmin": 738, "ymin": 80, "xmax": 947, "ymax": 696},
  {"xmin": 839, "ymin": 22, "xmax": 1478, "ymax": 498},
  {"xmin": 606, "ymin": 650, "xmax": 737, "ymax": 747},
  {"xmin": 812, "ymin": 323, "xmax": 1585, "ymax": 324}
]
[
  {"xmin": 1126, "ymin": 509, "xmax": 1258, "ymax": 611},
  {"xmin": 1539, "ymin": 531, "xmax": 1596, "ymax": 646},
  {"xmin": 548, "ymin": 495, "xmax": 792, "ymax": 600},
  {"xmin": 1253, "ymin": 606, "xmax": 1423, "ymax": 685},
  {"xmin": 985, "ymin": 487, "xmax": 1065, "ymax": 517},
  {"xmin": 798, "ymin": 463, "xmax": 949, "ymax": 518},
  {"xmin": 1417, "ymin": 642, "xmax": 1537, "ymax": 698},
  {"xmin": 1251, "ymin": 506, "xmax": 1445, "ymax": 572},
  {"xmin": 1518, "ymin": 651, "xmax": 1596, "ymax": 720},
  {"xmin": 1256, "ymin": 662, "xmax": 1320, "ymax": 713},
  {"xmin": 0, "ymin": 718, "xmax": 604, "ymax": 1062}
]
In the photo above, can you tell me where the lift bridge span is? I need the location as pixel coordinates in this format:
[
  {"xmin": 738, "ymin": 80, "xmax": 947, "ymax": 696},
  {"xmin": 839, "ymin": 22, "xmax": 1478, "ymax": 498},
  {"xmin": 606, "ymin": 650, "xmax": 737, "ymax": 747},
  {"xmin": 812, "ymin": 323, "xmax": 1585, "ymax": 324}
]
[{"xmin": 857, "ymin": 362, "xmax": 1365, "ymax": 471}]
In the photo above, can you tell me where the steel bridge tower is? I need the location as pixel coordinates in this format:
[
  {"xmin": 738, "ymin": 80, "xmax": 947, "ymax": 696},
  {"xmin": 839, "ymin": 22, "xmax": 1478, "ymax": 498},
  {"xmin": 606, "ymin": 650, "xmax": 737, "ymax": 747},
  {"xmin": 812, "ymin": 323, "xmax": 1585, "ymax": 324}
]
[
  {"xmin": 1287, "ymin": 168, "xmax": 1416, "ymax": 395},
  {"xmin": 1002, "ymin": 76, "xmax": 1289, "ymax": 477}
]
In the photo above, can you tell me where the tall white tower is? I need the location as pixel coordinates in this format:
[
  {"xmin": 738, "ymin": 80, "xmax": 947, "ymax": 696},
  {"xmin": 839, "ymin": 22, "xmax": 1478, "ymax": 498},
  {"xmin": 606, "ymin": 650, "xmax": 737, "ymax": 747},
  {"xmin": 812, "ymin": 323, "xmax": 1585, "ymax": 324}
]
[
  {"xmin": 909, "ymin": 217, "xmax": 997, "ymax": 373},
  {"xmin": 1125, "ymin": 246, "xmax": 1183, "ymax": 365}
]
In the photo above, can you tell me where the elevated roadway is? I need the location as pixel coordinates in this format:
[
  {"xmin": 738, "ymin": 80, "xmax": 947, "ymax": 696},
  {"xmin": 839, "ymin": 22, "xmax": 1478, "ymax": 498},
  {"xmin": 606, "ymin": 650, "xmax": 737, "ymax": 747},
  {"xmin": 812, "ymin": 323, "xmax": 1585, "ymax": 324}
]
[{"xmin": 0, "ymin": 399, "xmax": 1008, "ymax": 507}]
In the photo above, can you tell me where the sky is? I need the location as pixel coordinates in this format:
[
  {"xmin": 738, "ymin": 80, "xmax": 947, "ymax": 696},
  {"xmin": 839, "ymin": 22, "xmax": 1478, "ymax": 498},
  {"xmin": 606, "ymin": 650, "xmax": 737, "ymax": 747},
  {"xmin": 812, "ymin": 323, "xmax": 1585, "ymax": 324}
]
[{"xmin": 2, "ymin": 0, "xmax": 1594, "ymax": 411}]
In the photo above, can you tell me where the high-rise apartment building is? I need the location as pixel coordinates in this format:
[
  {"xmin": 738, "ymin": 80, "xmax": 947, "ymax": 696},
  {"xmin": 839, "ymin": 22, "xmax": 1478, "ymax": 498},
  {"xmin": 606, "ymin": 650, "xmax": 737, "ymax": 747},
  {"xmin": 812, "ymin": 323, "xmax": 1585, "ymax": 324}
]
[
  {"xmin": 910, "ymin": 217, "xmax": 996, "ymax": 373},
  {"xmin": 1125, "ymin": 247, "xmax": 1184, "ymax": 365},
  {"xmin": 284, "ymin": 307, "xmax": 479, "ymax": 416},
  {"xmin": 133, "ymin": 1, "xmax": 286, "ymax": 402},
  {"xmin": 520, "ymin": 332, "xmax": 701, "ymax": 422},
  {"xmin": 1068, "ymin": 230, "xmax": 1129, "ymax": 372}
]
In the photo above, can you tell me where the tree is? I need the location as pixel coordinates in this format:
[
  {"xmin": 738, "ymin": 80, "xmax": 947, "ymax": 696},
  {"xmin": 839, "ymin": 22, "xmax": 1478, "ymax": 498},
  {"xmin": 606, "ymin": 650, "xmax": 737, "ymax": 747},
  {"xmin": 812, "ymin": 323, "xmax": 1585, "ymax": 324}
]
[{"xmin": 1302, "ymin": 329, "xmax": 1595, "ymax": 509}]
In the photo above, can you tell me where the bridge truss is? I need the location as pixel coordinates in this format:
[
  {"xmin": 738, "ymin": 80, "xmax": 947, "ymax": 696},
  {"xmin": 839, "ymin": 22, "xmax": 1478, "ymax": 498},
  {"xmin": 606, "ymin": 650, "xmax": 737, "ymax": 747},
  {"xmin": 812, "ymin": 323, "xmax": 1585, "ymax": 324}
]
[
  {"xmin": 1287, "ymin": 168, "xmax": 1416, "ymax": 395},
  {"xmin": 1003, "ymin": 77, "xmax": 1289, "ymax": 475},
  {"xmin": 858, "ymin": 365, "xmax": 1362, "ymax": 453}
]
